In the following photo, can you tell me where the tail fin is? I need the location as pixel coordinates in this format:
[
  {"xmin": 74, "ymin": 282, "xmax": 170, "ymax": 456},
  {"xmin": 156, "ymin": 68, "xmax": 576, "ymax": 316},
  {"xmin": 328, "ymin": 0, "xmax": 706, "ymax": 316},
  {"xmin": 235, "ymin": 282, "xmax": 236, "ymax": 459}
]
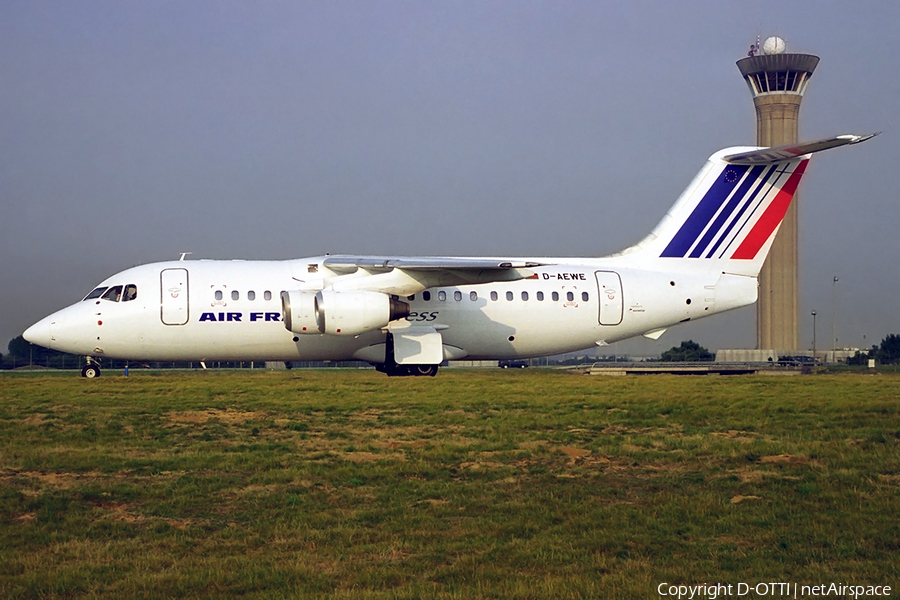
[{"xmin": 621, "ymin": 134, "xmax": 875, "ymax": 276}]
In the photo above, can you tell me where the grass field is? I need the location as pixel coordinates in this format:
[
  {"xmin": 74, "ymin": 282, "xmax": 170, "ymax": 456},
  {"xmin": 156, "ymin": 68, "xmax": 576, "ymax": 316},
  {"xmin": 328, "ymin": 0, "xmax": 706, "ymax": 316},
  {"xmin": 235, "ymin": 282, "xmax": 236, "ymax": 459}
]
[{"xmin": 1, "ymin": 369, "xmax": 898, "ymax": 598}]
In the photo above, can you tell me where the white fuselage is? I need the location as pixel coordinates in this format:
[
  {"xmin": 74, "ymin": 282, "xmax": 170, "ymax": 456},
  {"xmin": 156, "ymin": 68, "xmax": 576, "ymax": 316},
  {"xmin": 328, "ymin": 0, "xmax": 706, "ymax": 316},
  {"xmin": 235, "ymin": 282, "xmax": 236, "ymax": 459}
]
[{"xmin": 26, "ymin": 256, "xmax": 756, "ymax": 363}]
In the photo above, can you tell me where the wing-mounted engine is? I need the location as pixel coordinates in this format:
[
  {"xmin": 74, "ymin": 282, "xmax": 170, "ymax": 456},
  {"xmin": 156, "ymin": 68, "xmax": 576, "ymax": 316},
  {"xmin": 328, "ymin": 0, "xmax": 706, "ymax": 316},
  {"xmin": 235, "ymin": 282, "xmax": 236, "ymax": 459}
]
[
  {"xmin": 281, "ymin": 290, "xmax": 321, "ymax": 334},
  {"xmin": 317, "ymin": 290, "xmax": 410, "ymax": 335},
  {"xmin": 281, "ymin": 289, "xmax": 409, "ymax": 336}
]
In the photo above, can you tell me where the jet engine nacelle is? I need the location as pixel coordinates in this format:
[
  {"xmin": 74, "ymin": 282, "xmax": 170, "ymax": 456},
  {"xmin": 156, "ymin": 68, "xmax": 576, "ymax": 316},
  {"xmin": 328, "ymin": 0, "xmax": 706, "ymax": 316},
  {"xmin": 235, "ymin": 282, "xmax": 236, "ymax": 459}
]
[
  {"xmin": 281, "ymin": 289, "xmax": 410, "ymax": 336},
  {"xmin": 316, "ymin": 289, "xmax": 410, "ymax": 335},
  {"xmin": 281, "ymin": 290, "xmax": 321, "ymax": 334}
]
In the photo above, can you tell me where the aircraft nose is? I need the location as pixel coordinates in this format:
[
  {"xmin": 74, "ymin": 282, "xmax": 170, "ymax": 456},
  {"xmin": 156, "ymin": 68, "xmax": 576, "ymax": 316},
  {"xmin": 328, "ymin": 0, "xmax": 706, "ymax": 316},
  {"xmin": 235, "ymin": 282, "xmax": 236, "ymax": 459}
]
[
  {"xmin": 23, "ymin": 305, "xmax": 98, "ymax": 356},
  {"xmin": 23, "ymin": 316, "xmax": 54, "ymax": 348}
]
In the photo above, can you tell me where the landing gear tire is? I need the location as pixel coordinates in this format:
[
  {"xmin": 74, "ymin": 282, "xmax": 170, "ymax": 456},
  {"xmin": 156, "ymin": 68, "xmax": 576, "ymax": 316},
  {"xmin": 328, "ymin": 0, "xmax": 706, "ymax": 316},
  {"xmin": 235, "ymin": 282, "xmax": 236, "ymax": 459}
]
[
  {"xmin": 377, "ymin": 363, "xmax": 439, "ymax": 377},
  {"xmin": 82, "ymin": 364, "xmax": 101, "ymax": 378},
  {"xmin": 410, "ymin": 364, "xmax": 438, "ymax": 377}
]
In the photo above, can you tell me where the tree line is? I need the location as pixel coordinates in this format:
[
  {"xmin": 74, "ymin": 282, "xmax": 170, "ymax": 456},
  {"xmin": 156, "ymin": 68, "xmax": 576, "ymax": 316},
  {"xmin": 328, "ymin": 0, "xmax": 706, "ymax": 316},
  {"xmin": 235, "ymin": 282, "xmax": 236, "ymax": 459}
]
[
  {"xmin": 846, "ymin": 334, "xmax": 900, "ymax": 365},
  {"xmin": 2, "ymin": 336, "xmax": 79, "ymax": 370}
]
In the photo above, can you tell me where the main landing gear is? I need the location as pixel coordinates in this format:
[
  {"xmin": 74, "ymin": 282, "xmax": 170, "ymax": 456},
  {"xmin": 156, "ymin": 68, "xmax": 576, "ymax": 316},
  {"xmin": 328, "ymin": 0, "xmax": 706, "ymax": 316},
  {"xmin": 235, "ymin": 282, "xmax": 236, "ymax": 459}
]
[
  {"xmin": 374, "ymin": 333, "xmax": 440, "ymax": 377},
  {"xmin": 376, "ymin": 363, "xmax": 439, "ymax": 377},
  {"xmin": 81, "ymin": 358, "xmax": 101, "ymax": 378}
]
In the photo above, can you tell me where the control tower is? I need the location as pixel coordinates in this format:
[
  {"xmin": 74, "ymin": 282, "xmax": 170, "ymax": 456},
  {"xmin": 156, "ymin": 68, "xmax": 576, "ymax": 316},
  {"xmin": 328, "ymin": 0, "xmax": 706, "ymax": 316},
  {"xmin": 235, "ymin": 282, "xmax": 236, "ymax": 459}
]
[{"xmin": 736, "ymin": 37, "xmax": 819, "ymax": 352}]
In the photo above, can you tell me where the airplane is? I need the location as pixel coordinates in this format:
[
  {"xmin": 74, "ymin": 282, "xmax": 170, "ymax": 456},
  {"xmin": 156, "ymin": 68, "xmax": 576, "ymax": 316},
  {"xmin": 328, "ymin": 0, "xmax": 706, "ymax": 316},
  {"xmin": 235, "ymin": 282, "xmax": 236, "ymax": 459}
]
[{"xmin": 23, "ymin": 134, "xmax": 874, "ymax": 378}]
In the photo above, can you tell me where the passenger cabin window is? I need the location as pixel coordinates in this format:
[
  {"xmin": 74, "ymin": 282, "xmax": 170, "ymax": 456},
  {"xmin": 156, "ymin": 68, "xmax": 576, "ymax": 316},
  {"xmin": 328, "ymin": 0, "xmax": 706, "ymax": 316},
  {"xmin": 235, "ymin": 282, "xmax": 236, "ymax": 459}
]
[
  {"xmin": 490, "ymin": 291, "xmax": 498, "ymax": 301},
  {"xmin": 438, "ymin": 291, "xmax": 446, "ymax": 301},
  {"xmin": 567, "ymin": 292, "xmax": 575, "ymax": 302},
  {"xmin": 582, "ymin": 292, "xmax": 589, "ymax": 301},
  {"xmin": 469, "ymin": 291, "xmax": 477, "ymax": 301},
  {"xmin": 101, "ymin": 286, "xmax": 123, "ymax": 302},
  {"xmin": 537, "ymin": 291, "xmax": 544, "ymax": 301},
  {"xmin": 264, "ymin": 291, "xmax": 272, "ymax": 301},
  {"xmin": 506, "ymin": 291, "xmax": 513, "ymax": 301},
  {"xmin": 521, "ymin": 291, "xmax": 529, "ymax": 301},
  {"xmin": 454, "ymin": 291, "xmax": 462, "ymax": 301},
  {"xmin": 231, "ymin": 290, "xmax": 239, "ymax": 301},
  {"xmin": 552, "ymin": 292, "xmax": 559, "ymax": 302},
  {"xmin": 248, "ymin": 291, "xmax": 256, "ymax": 301},
  {"xmin": 215, "ymin": 291, "xmax": 223, "ymax": 301},
  {"xmin": 123, "ymin": 285, "xmax": 137, "ymax": 302},
  {"xmin": 84, "ymin": 287, "xmax": 107, "ymax": 301},
  {"xmin": 423, "ymin": 291, "xmax": 431, "ymax": 301}
]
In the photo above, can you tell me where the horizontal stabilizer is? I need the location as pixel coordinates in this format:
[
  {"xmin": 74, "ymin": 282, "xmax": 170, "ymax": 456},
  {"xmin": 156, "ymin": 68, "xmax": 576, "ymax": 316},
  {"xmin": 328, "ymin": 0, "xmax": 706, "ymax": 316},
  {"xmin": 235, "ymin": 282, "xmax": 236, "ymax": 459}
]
[{"xmin": 723, "ymin": 134, "xmax": 877, "ymax": 165}]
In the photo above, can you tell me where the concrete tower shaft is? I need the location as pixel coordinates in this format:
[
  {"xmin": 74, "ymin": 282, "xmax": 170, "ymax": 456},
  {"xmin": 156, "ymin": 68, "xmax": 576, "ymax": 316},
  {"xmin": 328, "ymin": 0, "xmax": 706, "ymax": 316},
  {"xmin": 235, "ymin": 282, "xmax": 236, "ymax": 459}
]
[{"xmin": 736, "ymin": 52, "xmax": 819, "ymax": 352}]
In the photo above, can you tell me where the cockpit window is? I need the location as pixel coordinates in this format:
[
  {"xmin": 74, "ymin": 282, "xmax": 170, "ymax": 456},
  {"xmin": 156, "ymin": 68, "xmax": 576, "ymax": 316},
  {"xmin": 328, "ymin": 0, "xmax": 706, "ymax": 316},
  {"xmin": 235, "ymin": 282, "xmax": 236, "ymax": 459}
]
[
  {"xmin": 101, "ymin": 285, "xmax": 123, "ymax": 302},
  {"xmin": 84, "ymin": 284, "xmax": 136, "ymax": 302},
  {"xmin": 84, "ymin": 287, "xmax": 108, "ymax": 301}
]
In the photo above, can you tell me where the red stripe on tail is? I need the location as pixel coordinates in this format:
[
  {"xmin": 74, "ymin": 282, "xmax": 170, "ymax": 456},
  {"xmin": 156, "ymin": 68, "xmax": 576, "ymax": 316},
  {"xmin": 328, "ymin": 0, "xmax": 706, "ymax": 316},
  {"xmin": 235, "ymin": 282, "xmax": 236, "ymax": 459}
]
[{"xmin": 730, "ymin": 160, "xmax": 808, "ymax": 260}]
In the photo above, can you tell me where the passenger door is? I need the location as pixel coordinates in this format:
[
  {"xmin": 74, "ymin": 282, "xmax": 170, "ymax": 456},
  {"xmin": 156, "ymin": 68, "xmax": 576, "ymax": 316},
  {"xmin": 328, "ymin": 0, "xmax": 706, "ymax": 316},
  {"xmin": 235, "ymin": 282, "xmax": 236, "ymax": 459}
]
[
  {"xmin": 594, "ymin": 270, "xmax": 623, "ymax": 326},
  {"xmin": 160, "ymin": 268, "xmax": 189, "ymax": 325}
]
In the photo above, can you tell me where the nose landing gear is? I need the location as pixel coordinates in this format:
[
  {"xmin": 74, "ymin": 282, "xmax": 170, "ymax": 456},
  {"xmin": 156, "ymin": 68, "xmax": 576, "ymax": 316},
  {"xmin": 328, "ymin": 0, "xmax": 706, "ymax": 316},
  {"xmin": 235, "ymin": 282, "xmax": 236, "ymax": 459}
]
[{"xmin": 81, "ymin": 359, "xmax": 101, "ymax": 378}]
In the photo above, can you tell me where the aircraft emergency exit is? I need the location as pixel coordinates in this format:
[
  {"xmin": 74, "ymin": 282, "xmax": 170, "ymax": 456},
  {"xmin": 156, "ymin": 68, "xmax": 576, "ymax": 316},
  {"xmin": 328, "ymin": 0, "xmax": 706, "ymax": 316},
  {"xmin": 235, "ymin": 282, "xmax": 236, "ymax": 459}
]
[{"xmin": 23, "ymin": 134, "xmax": 874, "ymax": 377}]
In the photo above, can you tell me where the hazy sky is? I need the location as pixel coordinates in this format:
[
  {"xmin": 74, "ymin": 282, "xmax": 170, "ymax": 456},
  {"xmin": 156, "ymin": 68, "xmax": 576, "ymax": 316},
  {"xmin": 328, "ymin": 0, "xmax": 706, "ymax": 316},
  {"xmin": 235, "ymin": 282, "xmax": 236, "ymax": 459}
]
[{"xmin": 2, "ymin": 1, "xmax": 897, "ymax": 354}]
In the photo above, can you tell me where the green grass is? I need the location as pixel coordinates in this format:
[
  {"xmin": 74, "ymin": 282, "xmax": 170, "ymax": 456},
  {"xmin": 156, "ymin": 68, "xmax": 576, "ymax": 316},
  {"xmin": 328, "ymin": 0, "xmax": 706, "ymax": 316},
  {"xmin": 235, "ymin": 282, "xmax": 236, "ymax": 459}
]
[{"xmin": 1, "ymin": 369, "xmax": 898, "ymax": 598}]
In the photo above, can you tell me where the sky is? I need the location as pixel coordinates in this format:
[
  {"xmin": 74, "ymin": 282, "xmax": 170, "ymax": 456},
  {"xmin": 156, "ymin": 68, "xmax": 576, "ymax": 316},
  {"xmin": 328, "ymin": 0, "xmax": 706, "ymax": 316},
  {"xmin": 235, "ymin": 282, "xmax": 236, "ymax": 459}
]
[{"xmin": 2, "ymin": 1, "xmax": 898, "ymax": 355}]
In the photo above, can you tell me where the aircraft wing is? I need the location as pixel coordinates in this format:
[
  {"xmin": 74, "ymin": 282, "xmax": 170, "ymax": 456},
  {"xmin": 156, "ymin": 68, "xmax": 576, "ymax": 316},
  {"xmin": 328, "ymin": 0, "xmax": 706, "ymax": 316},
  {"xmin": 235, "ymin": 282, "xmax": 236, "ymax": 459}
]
[
  {"xmin": 322, "ymin": 256, "xmax": 543, "ymax": 272},
  {"xmin": 723, "ymin": 133, "xmax": 877, "ymax": 165},
  {"xmin": 316, "ymin": 255, "xmax": 547, "ymax": 296}
]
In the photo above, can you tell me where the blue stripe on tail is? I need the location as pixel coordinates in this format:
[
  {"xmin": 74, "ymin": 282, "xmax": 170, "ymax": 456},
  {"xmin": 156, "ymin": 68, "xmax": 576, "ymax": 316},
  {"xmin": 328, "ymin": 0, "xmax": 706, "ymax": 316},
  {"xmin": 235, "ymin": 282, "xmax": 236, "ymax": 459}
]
[
  {"xmin": 660, "ymin": 165, "xmax": 749, "ymax": 258},
  {"xmin": 689, "ymin": 165, "xmax": 766, "ymax": 258},
  {"xmin": 706, "ymin": 165, "xmax": 778, "ymax": 258}
]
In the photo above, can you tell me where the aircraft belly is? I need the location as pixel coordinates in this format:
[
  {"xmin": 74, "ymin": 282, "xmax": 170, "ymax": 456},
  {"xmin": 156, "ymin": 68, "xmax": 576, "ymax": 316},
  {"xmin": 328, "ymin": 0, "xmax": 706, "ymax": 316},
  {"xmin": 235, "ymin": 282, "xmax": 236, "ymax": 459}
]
[
  {"xmin": 435, "ymin": 303, "xmax": 602, "ymax": 359},
  {"xmin": 292, "ymin": 332, "xmax": 383, "ymax": 361}
]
